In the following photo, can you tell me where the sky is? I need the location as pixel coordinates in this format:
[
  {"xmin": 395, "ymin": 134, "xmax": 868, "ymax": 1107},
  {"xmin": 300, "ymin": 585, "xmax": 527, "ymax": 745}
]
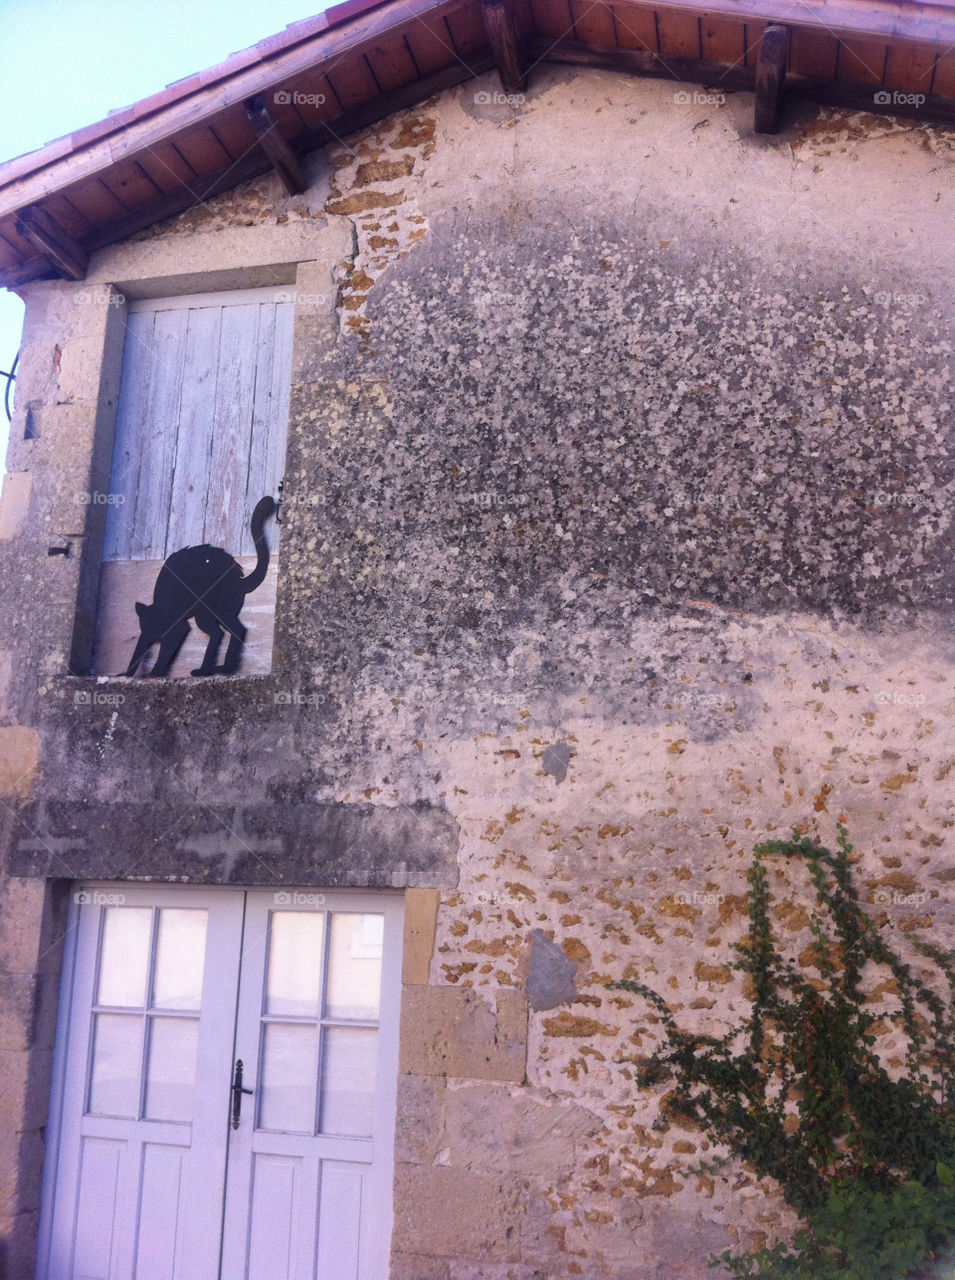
[{"xmin": 0, "ymin": 0, "xmax": 325, "ymax": 471}]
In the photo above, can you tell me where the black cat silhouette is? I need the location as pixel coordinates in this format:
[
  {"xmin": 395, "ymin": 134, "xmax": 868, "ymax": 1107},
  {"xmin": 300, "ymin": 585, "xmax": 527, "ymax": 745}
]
[{"xmin": 124, "ymin": 496, "xmax": 275, "ymax": 678}]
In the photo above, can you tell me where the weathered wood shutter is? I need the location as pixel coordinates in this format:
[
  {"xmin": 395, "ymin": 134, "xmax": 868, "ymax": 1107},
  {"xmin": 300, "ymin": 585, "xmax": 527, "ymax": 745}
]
[
  {"xmin": 92, "ymin": 286, "xmax": 293, "ymax": 677},
  {"xmin": 104, "ymin": 286, "xmax": 294, "ymax": 560}
]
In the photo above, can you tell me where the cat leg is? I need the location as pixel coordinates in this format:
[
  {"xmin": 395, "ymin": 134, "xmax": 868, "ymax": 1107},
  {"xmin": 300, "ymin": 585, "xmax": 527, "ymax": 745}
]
[
  {"xmin": 216, "ymin": 620, "xmax": 247, "ymax": 674},
  {"xmin": 192, "ymin": 623, "xmax": 224, "ymax": 677},
  {"xmin": 123, "ymin": 632, "xmax": 153, "ymax": 677},
  {"xmin": 150, "ymin": 619, "xmax": 191, "ymax": 678}
]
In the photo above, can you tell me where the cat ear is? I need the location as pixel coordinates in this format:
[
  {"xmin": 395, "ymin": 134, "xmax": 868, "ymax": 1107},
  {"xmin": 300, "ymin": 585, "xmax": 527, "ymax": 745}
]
[{"xmin": 135, "ymin": 601, "xmax": 147, "ymax": 618}]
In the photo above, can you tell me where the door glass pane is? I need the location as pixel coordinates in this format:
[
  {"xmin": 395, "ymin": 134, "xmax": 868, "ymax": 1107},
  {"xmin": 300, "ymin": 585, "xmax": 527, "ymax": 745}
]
[
  {"xmin": 265, "ymin": 911, "xmax": 324, "ymax": 1017},
  {"xmin": 144, "ymin": 1016, "xmax": 200, "ymax": 1121},
  {"xmin": 97, "ymin": 907, "xmax": 152, "ymax": 1007},
  {"xmin": 152, "ymin": 908, "xmax": 208, "ymax": 1010},
  {"xmin": 320, "ymin": 1026, "xmax": 377, "ymax": 1136},
  {"xmin": 325, "ymin": 914, "xmax": 383, "ymax": 1020},
  {"xmin": 259, "ymin": 1022, "xmax": 318, "ymax": 1133},
  {"xmin": 88, "ymin": 1012, "xmax": 141, "ymax": 1117}
]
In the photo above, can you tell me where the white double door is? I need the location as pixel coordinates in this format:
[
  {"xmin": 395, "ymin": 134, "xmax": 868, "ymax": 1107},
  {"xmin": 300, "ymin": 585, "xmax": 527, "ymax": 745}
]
[{"xmin": 39, "ymin": 886, "xmax": 403, "ymax": 1280}]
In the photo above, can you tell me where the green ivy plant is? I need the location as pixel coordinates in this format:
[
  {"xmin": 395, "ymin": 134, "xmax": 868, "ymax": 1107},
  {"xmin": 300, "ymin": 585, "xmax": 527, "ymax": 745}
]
[{"xmin": 609, "ymin": 826, "xmax": 955, "ymax": 1278}]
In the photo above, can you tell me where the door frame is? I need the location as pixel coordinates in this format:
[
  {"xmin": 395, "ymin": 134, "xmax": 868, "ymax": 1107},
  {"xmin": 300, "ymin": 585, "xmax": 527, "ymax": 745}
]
[
  {"xmin": 36, "ymin": 882, "xmax": 82, "ymax": 1280},
  {"xmin": 36, "ymin": 881, "xmax": 405, "ymax": 1280}
]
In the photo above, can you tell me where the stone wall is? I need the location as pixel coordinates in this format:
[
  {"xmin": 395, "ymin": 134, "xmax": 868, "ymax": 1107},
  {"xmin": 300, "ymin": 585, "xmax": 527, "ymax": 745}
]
[{"xmin": 0, "ymin": 62, "xmax": 953, "ymax": 1279}]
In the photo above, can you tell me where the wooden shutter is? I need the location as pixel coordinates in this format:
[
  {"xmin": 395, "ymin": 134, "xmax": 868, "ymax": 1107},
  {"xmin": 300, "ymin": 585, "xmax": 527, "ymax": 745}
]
[
  {"xmin": 104, "ymin": 286, "xmax": 294, "ymax": 561},
  {"xmin": 91, "ymin": 286, "xmax": 292, "ymax": 677}
]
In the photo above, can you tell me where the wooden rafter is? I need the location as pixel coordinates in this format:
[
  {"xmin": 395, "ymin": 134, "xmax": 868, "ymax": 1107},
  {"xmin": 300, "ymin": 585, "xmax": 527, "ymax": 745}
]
[
  {"xmin": 482, "ymin": 0, "xmax": 526, "ymax": 93},
  {"xmin": 13, "ymin": 206, "xmax": 88, "ymax": 281},
  {"xmin": 755, "ymin": 24, "xmax": 788, "ymax": 133},
  {"xmin": 244, "ymin": 95, "xmax": 307, "ymax": 195}
]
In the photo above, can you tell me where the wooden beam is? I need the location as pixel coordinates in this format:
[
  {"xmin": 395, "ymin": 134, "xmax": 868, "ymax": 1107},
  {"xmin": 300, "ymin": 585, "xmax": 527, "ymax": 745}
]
[
  {"xmin": 593, "ymin": 0, "xmax": 955, "ymax": 50},
  {"xmin": 525, "ymin": 35, "xmax": 955, "ymax": 126},
  {"xmin": 482, "ymin": 0, "xmax": 526, "ymax": 93},
  {"xmin": 755, "ymin": 24, "xmax": 788, "ymax": 132},
  {"xmin": 13, "ymin": 206, "xmax": 88, "ymax": 280},
  {"xmin": 244, "ymin": 95, "xmax": 307, "ymax": 195},
  {"xmin": 791, "ymin": 72, "xmax": 955, "ymax": 119},
  {"xmin": 527, "ymin": 37, "xmax": 757, "ymax": 92},
  {"xmin": 0, "ymin": 257, "xmax": 51, "ymax": 290}
]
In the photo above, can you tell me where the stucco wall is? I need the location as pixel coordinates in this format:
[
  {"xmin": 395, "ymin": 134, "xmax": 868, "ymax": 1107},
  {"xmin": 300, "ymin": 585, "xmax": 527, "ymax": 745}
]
[{"xmin": 1, "ymin": 63, "xmax": 953, "ymax": 1279}]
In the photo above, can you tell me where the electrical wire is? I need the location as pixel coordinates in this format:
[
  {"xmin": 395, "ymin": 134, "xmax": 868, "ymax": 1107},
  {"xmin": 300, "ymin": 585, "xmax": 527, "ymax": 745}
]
[{"xmin": 1, "ymin": 350, "xmax": 17, "ymax": 423}]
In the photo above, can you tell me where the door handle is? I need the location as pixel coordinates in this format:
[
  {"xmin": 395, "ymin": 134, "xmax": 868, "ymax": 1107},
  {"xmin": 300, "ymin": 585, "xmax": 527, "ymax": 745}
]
[{"xmin": 231, "ymin": 1059, "xmax": 254, "ymax": 1130}]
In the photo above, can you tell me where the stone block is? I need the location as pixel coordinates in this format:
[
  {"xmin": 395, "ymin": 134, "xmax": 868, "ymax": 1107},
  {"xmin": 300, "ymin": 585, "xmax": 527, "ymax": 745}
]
[
  {"xmin": 87, "ymin": 219, "xmax": 352, "ymax": 295},
  {"xmin": 292, "ymin": 258, "xmax": 337, "ymax": 314},
  {"xmin": 0, "ymin": 975, "xmax": 40, "ymax": 1052},
  {"xmin": 4, "ymin": 1208, "xmax": 41, "ymax": 1280},
  {"xmin": 403, "ymin": 887, "xmax": 440, "ymax": 984},
  {"xmin": 449, "ymin": 1264, "xmax": 553, "ymax": 1280},
  {"xmin": 18, "ymin": 281, "xmax": 76, "ymax": 346},
  {"xmin": 649, "ymin": 1207, "xmax": 733, "ymax": 1274},
  {"xmin": 442, "ymin": 1082, "xmax": 601, "ymax": 1178},
  {"xmin": 8, "ymin": 1129, "xmax": 47, "ymax": 1215},
  {"xmin": 290, "ymin": 315, "xmax": 339, "ymax": 383},
  {"xmin": 399, "ymin": 987, "xmax": 527, "ymax": 1082},
  {"xmin": 0, "ymin": 474, "xmax": 31, "ymax": 541},
  {"xmin": 0, "ymin": 1119, "xmax": 20, "ymax": 1210},
  {"xmin": 390, "ymin": 1254, "xmax": 451, "ymax": 1280},
  {"xmin": 392, "ymin": 1164, "xmax": 521, "ymax": 1261},
  {"xmin": 524, "ymin": 929, "xmax": 578, "ymax": 1010},
  {"xmin": 0, "ymin": 728, "xmax": 41, "ymax": 802},
  {"xmin": 0, "ymin": 1051, "xmax": 52, "ymax": 1137},
  {"xmin": 394, "ymin": 1072, "xmax": 446, "ymax": 1164},
  {"xmin": 0, "ymin": 879, "xmax": 48, "ymax": 973},
  {"xmin": 0, "ymin": 650, "xmax": 14, "ymax": 716},
  {"xmin": 55, "ymin": 328, "xmax": 111, "ymax": 406}
]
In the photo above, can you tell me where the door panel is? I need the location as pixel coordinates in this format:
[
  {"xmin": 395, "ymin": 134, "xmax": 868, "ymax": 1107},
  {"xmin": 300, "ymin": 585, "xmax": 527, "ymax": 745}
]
[
  {"xmin": 220, "ymin": 892, "xmax": 403, "ymax": 1280},
  {"xmin": 43, "ymin": 888, "xmax": 244, "ymax": 1280},
  {"xmin": 316, "ymin": 1163, "xmax": 365, "ymax": 1280},
  {"xmin": 246, "ymin": 1153, "xmax": 301, "ymax": 1278},
  {"xmin": 40, "ymin": 886, "xmax": 402, "ymax": 1280},
  {"xmin": 73, "ymin": 1138, "xmax": 122, "ymax": 1277},
  {"xmin": 135, "ymin": 1144, "xmax": 187, "ymax": 1279}
]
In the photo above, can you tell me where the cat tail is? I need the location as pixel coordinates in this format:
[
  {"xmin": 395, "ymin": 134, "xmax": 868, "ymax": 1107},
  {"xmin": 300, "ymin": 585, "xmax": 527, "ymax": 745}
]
[{"xmin": 241, "ymin": 495, "xmax": 275, "ymax": 594}]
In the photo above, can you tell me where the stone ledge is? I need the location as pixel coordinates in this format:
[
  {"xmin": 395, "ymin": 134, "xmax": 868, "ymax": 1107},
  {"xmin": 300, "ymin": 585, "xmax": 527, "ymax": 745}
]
[{"xmin": 7, "ymin": 799, "xmax": 459, "ymax": 887}]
